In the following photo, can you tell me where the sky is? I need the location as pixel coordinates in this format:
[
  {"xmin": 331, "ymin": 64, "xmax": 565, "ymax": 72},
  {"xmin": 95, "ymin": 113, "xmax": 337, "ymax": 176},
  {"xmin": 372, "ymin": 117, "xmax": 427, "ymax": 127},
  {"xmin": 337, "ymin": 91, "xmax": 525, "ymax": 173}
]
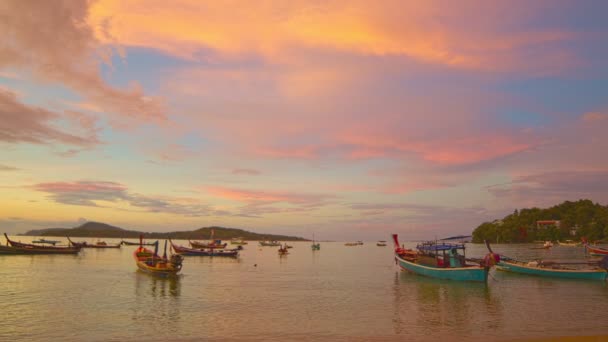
[{"xmin": 1, "ymin": 0, "xmax": 608, "ymax": 240}]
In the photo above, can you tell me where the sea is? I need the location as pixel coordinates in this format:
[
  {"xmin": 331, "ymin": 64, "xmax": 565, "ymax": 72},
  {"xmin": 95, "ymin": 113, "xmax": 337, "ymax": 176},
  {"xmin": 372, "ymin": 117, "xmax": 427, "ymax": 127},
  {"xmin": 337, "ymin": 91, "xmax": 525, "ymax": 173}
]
[{"xmin": 1, "ymin": 237, "xmax": 607, "ymax": 341}]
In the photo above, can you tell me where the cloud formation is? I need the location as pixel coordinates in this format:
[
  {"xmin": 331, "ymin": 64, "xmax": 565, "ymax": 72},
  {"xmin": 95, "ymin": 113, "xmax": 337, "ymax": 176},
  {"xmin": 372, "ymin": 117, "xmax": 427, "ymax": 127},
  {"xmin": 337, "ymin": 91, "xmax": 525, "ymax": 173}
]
[
  {"xmin": 0, "ymin": 0, "xmax": 163, "ymax": 123},
  {"xmin": 0, "ymin": 88, "xmax": 99, "ymax": 146}
]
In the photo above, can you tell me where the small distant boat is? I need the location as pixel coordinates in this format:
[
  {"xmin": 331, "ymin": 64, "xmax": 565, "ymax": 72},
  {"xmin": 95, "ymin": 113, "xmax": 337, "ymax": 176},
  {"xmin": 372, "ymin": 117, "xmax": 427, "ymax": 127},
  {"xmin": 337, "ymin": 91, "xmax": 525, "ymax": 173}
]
[
  {"xmin": 259, "ymin": 240, "xmax": 281, "ymax": 247},
  {"xmin": 170, "ymin": 240, "xmax": 239, "ymax": 257},
  {"xmin": 377, "ymin": 241, "xmax": 387, "ymax": 247},
  {"xmin": 487, "ymin": 241, "xmax": 608, "ymax": 280},
  {"xmin": 345, "ymin": 241, "xmax": 363, "ymax": 246},
  {"xmin": 2, "ymin": 234, "xmax": 80, "ymax": 255},
  {"xmin": 531, "ymin": 241, "xmax": 553, "ymax": 250},
  {"xmin": 585, "ymin": 243, "xmax": 608, "ymax": 256},
  {"xmin": 68, "ymin": 237, "xmax": 121, "ymax": 249},
  {"xmin": 189, "ymin": 239, "xmax": 227, "ymax": 249},
  {"xmin": 558, "ymin": 240, "xmax": 580, "ymax": 247},
  {"xmin": 230, "ymin": 238, "xmax": 248, "ymax": 245},
  {"xmin": 121, "ymin": 239, "xmax": 158, "ymax": 246},
  {"xmin": 393, "ymin": 234, "xmax": 493, "ymax": 282},
  {"xmin": 31, "ymin": 238, "xmax": 61, "ymax": 246},
  {"xmin": 311, "ymin": 234, "xmax": 320, "ymax": 251},
  {"xmin": 278, "ymin": 244, "xmax": 289, "ymax": 256},
  {"xmin": 134, "ymin": 239, "xmax": 183, "ymax": 277}
]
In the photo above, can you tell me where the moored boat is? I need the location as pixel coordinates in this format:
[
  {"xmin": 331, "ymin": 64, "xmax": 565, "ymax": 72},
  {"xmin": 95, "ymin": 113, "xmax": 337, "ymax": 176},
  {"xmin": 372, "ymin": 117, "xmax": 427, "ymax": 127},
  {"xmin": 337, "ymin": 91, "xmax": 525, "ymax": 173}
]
[
  {"xmin": 31, "ymin": 238, "xmax": 61, "ymax": 246},
  {"xmin": 3, "ymin": 234, "xmax": 80, "ymax": 255},
  {"xmin": 584, "ymin": 243, "xmax": 608, "ymax": 256},
  {"xmin": 278, "ymin": 244, "xmax": 289, "ymax": 256},
  {"xmin": 68, "ymin": 237, "xmax": 121, "ymax": 249},
  {"xmin": 558, "ymin": 240, "xmax": 580, "ymax": 247},
  {"xmin": 170, "ymin": 240, "xmax": 239, "ymax": 257},
  {"xmin": 487, "ymin": 241, "xmax": 608, "ymax": 280},
  {"xmin": 377, "ymin": 241, "xmax": 387, "ymax": 247},
  {"xmin": 311, "ymin": 234, "xmax": 320, "ymax": 250},
  {"xmin": 393, "ymin": 234, "xmax": 493, "ymax": 283},
  {"xmin": 134, "ymin": 239, "xmax": 183, "ymax": 277},
  {"xmin": 189, "ymin": 239, "xmax": 227, "ymax": 249},
  {"xmin": 259, "ymin": 240, "xmax": 281, "ymax": 247},
  {"xmin": 121, "ymin": 239, "xmax": 158, "ymax": 246},
  {"xmin": 230, "ymin": 238, "xmax": 248, "ymax": 245}
]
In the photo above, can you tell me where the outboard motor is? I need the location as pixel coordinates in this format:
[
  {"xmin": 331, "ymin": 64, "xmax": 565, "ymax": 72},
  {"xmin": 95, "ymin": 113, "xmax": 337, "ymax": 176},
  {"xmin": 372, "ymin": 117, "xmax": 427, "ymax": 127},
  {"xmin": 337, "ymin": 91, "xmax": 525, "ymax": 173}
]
[{"xmin": 170, "ymin": 254, "xmax": 184, "ymax": 270}]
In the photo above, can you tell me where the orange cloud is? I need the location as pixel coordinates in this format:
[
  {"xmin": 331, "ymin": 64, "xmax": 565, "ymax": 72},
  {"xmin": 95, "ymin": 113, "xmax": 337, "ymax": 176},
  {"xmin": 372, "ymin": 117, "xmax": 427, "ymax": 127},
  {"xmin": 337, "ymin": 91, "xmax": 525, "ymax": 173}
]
[
  {"xmin": 582, "ymin": 112, "xmax": 608, "ymax": 122},
  {"xmin": 89, "ymin": 0, "xmax": 579, "ymax": 72}
]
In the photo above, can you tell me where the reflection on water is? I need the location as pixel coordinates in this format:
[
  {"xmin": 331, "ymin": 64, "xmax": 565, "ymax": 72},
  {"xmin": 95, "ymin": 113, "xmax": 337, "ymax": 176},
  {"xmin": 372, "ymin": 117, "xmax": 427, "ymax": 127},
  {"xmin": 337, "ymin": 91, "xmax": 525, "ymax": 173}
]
[
  {"xmin": 1, "ymin": 240, "xmax": 608, "ymax": 341},
  {"xmin": 392, "ymin": 271, "xmax": 502, "ymax": 339}
]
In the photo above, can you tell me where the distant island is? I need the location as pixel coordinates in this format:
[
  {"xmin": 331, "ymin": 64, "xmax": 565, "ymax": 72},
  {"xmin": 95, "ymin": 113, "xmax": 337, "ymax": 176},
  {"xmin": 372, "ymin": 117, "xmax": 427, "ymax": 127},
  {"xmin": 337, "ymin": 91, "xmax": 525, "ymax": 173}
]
[
  {"xmin": 21, "ymin": 221, "xmax": 307, "ymax": 241},
  {"xmin": 472, "ymin": 199, "xmax": 608, "ymax": 243}
]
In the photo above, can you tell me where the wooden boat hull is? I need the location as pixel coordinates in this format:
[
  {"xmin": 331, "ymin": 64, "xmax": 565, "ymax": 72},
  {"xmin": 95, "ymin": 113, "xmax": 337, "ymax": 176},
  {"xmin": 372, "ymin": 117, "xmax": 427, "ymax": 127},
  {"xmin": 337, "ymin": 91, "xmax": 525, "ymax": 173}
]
[
  {"xmin": 396, "ymin": 255, "xmax": 488, "ymax": 282},
  {"xmin": 259, "ymin": 241, "xmax": 281, "ymax": 246},
  {"xmin": 189, "ymin": 241, "xmax": 227, "ymax": 249},
  {"xmin": 496, "ymin": 261, "xmax": 607, "ymax": 280},
  {"xmin": 171, "ymin": 241, "xmax": 238, "ymax": 257},
  {"xmin": 121, "ymin": 240, "xmax": 157, "ymax": 246},
  {"xmin": 0, "ymin": 244, "xmax": 80, "ymax": 255},
  {"xmin": 133, "ymin": 247, "xmax": 182, "ymax": 277},
  {"xmin": 585, "ymin": 244, "xmax": 608, "ymax": 256}
]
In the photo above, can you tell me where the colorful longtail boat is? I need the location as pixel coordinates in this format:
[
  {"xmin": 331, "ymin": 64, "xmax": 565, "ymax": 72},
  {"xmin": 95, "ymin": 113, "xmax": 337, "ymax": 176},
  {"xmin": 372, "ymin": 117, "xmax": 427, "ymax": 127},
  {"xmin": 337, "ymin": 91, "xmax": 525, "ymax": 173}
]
[
  {"xmin": 170, "ymin": 240, "xmax": 239, "ymax": 257},
  {"xmin": 584, "ymin": 243, "xmax": 608, "ymax": 256},
  {"xmin": 134, "ymin": 238, "xmax": 183, "ymax": 277},
  {"xmin": 121, "ymin": 239, "xmax": 158, "ymax": 246},
  {"xmin": 487, "ymin": 241, "xmax": 608, "ymax": 281},
  {"xmin": 2, "ymin": 234, "xmax": 81, "ymax": 255},
  {"xmin": 392, "ymin": 234, "xmax": 493, "ymax": 283}
]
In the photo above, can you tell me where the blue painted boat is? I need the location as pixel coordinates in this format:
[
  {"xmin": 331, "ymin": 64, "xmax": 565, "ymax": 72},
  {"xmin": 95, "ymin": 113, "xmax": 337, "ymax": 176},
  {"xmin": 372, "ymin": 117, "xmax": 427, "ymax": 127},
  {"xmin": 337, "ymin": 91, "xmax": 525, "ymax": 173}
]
[
  {"xmin": 495, "ymin": 258, "xmax": 608, "ymax": 281},
  {"xmin": 392, "ymin": 234, "xmax": 491, "ymax": 283}
]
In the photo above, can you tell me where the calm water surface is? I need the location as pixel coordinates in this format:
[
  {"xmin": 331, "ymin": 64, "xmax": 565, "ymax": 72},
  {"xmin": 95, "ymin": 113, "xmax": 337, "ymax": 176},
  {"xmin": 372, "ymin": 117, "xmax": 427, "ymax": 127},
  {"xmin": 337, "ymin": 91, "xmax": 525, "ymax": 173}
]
[{"xmin": 1, "ymin": 238, "xmax": 607, "ymax": 341}]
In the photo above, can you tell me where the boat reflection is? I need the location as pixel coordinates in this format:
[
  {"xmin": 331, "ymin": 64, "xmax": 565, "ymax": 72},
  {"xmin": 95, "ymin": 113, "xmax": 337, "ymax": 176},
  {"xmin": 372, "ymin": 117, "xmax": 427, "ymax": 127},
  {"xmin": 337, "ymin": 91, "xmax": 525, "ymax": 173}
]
[
  {"xmin": 392, "ymin": 271, "xmax": 502, "ymax": 339},
  {"xmin": 135, "ymin": 271, "xmax": 182, "ymax": 298}
]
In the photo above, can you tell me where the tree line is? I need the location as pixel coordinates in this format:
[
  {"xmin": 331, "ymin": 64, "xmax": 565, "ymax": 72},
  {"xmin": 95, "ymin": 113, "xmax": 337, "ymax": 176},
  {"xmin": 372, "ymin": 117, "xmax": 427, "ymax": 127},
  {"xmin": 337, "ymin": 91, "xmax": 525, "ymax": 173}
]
[{"xmin": 472, "ymin": 199, "xmax": 608, "ymax": 243}]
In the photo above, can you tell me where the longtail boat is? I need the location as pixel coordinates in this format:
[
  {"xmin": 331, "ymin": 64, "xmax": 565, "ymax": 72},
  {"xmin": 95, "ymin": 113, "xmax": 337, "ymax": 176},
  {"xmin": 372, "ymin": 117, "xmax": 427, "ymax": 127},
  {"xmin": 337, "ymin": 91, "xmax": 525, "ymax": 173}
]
[
  {"xmin": 377, "ymin": 241, "xmax": 387, "ymax": 247},
  {"xmin": 189, "ymin": 239, "xmax": 227, "ymax": 249},
  {"xmin": 393, "ymin": 234, "xmax": 494, "ymax": 283},
  {"xmin": 487, "ymin": 241, "xmax": 608, "ymax": 280},
  {"xmin": 31, "ymin": 238, "xmax": 61, "ymax": 246},
  {"xmin": 170, "ymin": 240, "xmax": 239, "ymax": 257},
  {"xmin": 311, "ymin": 234, "xmax": 320, "ymax": 250},
  {"xmin": 2, "ymin": 234, "xmax": 80, "ymax": 254},
  {"xmin": 134, "ymin": 239, "xmax": 183, "ymax": 277},
  {"xmin": 230, "ymin": 238, "xmax": 248, "ymax": 245},
  {"xmin": 259, "ymin": 240, "xmax": 281, "ymax": 247},
  {"xmin": 558, "ymin": 240, "xmax": 580, "ymax": 247},
  {"xmin": 121, "ymin": 239, "xmax": 158, "ymax": 246},
  {"xmin": 68, "ymin": 237, "xmax": 121, "ymax": 249},
  {"xmin": 585, "ymin": 243, "xmax": 608, "ymax": 256},
  {"xmin": 278, "ymin": 244, "xmax": 289, "ymax": 256}
]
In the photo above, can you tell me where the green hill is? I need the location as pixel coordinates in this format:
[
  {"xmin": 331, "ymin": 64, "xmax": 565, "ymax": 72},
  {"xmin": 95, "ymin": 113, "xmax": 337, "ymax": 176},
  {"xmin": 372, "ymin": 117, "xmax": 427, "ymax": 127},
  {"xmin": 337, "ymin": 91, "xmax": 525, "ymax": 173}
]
[
  {"xmin": 472, "ymin": 199, "xmax": 608, "ymax": 243},
  {"xmin": 22, "ymin": 221, "xmax": 307, "ymax": 241}
]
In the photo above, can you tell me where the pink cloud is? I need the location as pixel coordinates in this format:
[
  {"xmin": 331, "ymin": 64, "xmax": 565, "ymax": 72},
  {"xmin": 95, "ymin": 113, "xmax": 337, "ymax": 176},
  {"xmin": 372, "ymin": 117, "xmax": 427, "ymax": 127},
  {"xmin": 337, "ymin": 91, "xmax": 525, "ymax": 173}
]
[
  {"xmin": 1, "ymin": 1, "xmax": 164, "ymax": 125},
  {"xmin": 0, "ymin": 88, "xmax": 100, "ymax": 146},
  {"xmin": 207, "ymin": 186, "xmax": 334, "ymax": 205},
  {"xmin": 582, "ymin": 112, "xmax": 608, "ymax": 122}
]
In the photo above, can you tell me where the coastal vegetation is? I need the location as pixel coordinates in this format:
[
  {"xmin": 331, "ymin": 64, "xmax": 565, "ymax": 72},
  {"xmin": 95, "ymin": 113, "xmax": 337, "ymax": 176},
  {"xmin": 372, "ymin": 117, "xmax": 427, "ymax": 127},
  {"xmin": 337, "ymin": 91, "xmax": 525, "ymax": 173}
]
[
  {"xmin": 472, "ymin": 199, "xmax": 608, "ymax": 243},
  {"xmin": 22, "ymin": 221, "xmax": 307, "ymax": 241}
]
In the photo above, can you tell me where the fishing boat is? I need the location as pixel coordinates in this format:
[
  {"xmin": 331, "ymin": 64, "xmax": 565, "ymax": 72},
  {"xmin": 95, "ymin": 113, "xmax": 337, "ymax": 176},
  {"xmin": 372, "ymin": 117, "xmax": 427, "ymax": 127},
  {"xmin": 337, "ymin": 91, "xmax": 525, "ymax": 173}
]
[
  {"xmin": 487, "ymin": 241, "xmax": 608, "ymax": 280},
  {"xmin": 134, "ymin": 239, "xmax": 183, "ymax": 277},
  {"xmin": 170, "ymin": 240, "xmax": 239, "ymax": 257},
  {"xmin": 230, "ymin": 238, "xmax": 248, "ymax": 245},
  {"xmin": 584, "ymin": 243, "xmax": 608, "ymax": 256},
  {"xmin": 377, "ymin": 241, "xmax": 387, "ymax": 247},
  {"xmin": 558, "ymin": 240, "xmax": 580, "ymax": 247},
  {"xmin": 345, "ymin": 242, "xmax": 360, "ymax": 246},
  {"xmin": 31, "ymin": 238, "xmax": 61, "ymax": 246},
  {"xmin": 68, "ymin": 237, "xmax": 121, "ymax": 249},
  {"xmin": 121, "ymin": 239, "xmax": 158, "ymax": 246},
  {"xmin": 392, "ymin": 234, "xmax": 493, "ymax": 282},
  {"xmin": 278, "ymin": 244, "xmax": 289, "ymax": 256},
  {"xmin": 530, "ymin": 241, "xmax": 553, "ymax": 250},
  {"xmin": 189, "ymin": 229, "xmax": 227, "ymax": 249},
  {"xmin": 3, "ymin": 234, "xmax": 80, "ymax": 255},
  {"xmin": 259, "ymin": 240, "xmax": 281, "ymax": 247},
  {"xmin": 311, "ymin": 234, "xmax": 320, "ymax": 250}
]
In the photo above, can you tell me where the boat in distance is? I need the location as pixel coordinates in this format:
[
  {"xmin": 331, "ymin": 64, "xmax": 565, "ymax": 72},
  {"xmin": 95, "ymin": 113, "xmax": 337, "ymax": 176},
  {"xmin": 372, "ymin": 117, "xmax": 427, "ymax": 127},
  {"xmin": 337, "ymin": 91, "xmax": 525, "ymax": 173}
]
[
  {"xmin": 170, "ymin": 240, "xmax": 239, "ymax": 257},
  {"xmin": 259, "ymin": 240, "xmax": 281, "ymax": 247},
  {"xmin": 585, "ymin": 244, "xmax": 608, "ymax": 256},
  {"xmin": 68, "ymin": 237, "xmax": 121, "ymax": 248},
  {"xmin": 2, "ymin": 234, "xmax": 81, "ymax": 255},
  {"xmin": 487, "ymin": 241, "xmax": 608, "ymax": 281},
  {"xmin": 392, "ymin": 234, "xmax": 494, "ymax": 283},
  {"xmin": 121, "ymin": 239, "xmax": 158, "ymax": 246},
  {"xmin": 134, "ymin": 239, "xmax": 183, "ymax": 277},
  {"xmin": 31, "ymin": 238, "xmax": 61, "ymax": 246}
]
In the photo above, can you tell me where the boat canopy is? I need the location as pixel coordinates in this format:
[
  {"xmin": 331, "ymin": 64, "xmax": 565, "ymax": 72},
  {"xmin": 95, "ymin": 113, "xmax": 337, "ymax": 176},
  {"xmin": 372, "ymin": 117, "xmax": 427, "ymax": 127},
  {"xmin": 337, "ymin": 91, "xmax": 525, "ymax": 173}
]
[{"xmin": 417, "ymin": 242, "xmax": 466, "ymax": 252}]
